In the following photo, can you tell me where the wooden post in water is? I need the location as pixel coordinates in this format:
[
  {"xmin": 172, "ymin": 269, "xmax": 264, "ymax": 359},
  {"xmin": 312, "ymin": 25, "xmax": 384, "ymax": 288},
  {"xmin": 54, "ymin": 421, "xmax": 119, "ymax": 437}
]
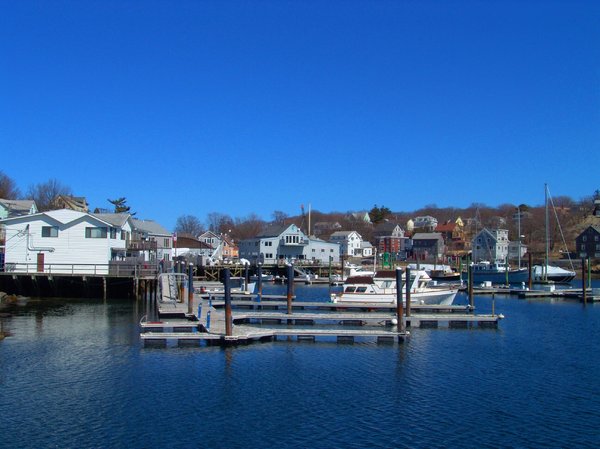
[
  {"xmin": 188, "ymin": 263, "xmax": 194, "ymax": 315},
  {"xmin": 528, "ymin": 252, "xmax": 533, "ymax": 290},
  {"xmin": 244, "ymin": 263, "xmax": 249, "ymax": 293},
  {"xmin": 405, "ymin": 266, "xmax": 411, "ymax": 317},
  {"xmin": 395, "ymin": 268, "xmax": 404, "ymax": 330},
  {"xmin": 588, "ymin": 256, "xmax": 591, "ymax": 290},
  {"xmin": 468, "ymin": 263, "xmax": 474, "ymax": 309},
  {"xmin": 582, "ymin": 258, "xmax": 587, "ymax": 305},
  {"xmin": 286, "ymin": 264, "xmax": 294, "ymax": 315},
  {"xmin": 257, "ymin": 263, "xmax": 263, "ymax": 302},
  {"xmin": 224, "ymin": 268, "xmax": 233, "ymax": 337}
]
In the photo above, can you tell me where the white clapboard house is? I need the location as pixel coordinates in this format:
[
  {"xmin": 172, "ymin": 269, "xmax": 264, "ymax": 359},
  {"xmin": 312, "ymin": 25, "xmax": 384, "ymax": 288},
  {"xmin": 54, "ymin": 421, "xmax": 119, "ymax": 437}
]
[{"xmin": 0, "ymin": 209, "xmax": 133, "ymax": 274}]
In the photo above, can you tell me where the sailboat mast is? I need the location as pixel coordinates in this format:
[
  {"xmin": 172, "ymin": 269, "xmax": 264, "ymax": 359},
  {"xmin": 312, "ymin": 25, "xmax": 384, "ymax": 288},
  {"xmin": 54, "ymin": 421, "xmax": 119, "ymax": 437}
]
[
  {"xmin": 544, "ymin": 183, "xmax": 549, "ymax": 281},
  {"xmin": 517, "ymin": 206, "xmax": 521, "ymax": 269}
]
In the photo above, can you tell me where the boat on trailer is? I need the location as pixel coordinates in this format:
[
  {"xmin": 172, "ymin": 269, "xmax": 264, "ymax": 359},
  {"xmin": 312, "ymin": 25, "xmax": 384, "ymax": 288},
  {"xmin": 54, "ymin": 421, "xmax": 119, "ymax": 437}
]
[{"xmin": 331, "ymin": 269, "xmax": 458, "ymax": 305}]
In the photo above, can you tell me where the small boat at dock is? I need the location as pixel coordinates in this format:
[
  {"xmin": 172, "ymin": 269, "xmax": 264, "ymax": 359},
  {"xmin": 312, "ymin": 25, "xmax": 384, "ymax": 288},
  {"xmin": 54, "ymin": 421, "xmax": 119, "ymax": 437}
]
[{"xmin": 331, "ymin": 269, "xmax": 458, "ymax": 305}]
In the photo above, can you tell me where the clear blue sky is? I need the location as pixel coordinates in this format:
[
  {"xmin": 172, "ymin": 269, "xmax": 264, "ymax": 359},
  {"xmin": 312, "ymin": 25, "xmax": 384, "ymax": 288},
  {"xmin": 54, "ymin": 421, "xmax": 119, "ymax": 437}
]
[{"xmin": 2, "ymin": 1, "xmax": 599, "ymax": 231}]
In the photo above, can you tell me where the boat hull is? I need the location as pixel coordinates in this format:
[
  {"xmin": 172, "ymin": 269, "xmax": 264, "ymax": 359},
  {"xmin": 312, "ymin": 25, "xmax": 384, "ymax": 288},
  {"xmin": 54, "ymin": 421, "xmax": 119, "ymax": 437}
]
[
  {"xmin": 332, "ymin": 288, "xmax": 458, "ymax": 306},
  {"xmin": 461, "ymin": 268, "xmax": 529, "ymax": 284}
]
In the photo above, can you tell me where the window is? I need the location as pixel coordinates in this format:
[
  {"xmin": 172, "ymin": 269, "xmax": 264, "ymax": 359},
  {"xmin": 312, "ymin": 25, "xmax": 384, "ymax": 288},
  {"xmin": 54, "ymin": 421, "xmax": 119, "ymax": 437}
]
[
  {"xmin": 265, "ymin": 253, "xmax": 273, "ymax": 259},
  {"xmin": 583, "ymin": 236, "xmax": 587, "ymax": 242},
  {"xmin": 41, "ymin": 226, "xmax": 58, "ymax": 237},
  {"xmin": 164, "ymin": 238, "xmax": 170, "ymax": 248},
  {"xmin": 121, "ymin": 231, "xmax": 128, "ymax": 241},
  {"xmin": 86, "ymin": 227, "xmax": 107, "ymax": 238},
  {"xmin": 110, "ymin": 228, "xmax": 117, "ymax": 239}
]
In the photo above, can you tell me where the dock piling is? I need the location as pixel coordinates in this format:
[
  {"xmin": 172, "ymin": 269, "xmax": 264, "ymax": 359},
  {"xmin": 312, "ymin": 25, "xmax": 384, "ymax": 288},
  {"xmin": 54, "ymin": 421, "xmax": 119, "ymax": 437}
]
[
  {"xmin": 405, "ymin": 267, "xmax": 411, "ymax": 318},
  {"xmin": 582, "ymin": 258, "xmax": 587, "ymax": 305},
  {"xmin": 224, "ymin": 269, "xmax": 233, "ymax": 337},
  {"xmin": 287, "ymin": 264, "xmax": 293, "ymax": 315},
  {"xmin": 468, "ymin": 264, "xmax": 474, "ymax": 308},
  {"xmin": 395, "ymin": 268, "xmax": 404, "ymax": 331},
  {"xmin": 188, "ymin": 263, "xmax": 194, "ymax": 315},
  {"xmin": 257, "ymin": 263, "xmax": 263, "ymax": 302}
]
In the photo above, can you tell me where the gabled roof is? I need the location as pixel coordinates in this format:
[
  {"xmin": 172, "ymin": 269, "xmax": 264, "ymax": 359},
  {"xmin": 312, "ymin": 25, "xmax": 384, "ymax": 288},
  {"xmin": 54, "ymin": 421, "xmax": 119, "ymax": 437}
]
[
  {"xmin": 199, "ymin": 230, "xmax": 220, "ymax": 239},
  {"xmin": 436, "ymin": 222, "xmax": 457, "ymax": 232},
  {"xmin": 131, "ymin": 218, "xmax": 170, "ymax": 236},
  {"xmin": 0, "ymin": 208, "xmax": 127, "ymax": 228},
  {"xmin": 257, "ymin": 223, "xmax": 301, "ymax": 238},
  {"xmin": 374, "ymin": 222, "xmax": 399, "ymax": 232},
  {"xmin": 94, "ymin": 213, "xmax": 131, "ymax": 227},
  {"xmin": 330, "ymin": 230, "xmax": 359, "ymax": 238},
  {"xmin": 0, "ymin": 199, "xmax": 36, "ymax": 216},
  {"xmin": 53, "ymin": 195, "xmax": 89, "ymax": 212}
]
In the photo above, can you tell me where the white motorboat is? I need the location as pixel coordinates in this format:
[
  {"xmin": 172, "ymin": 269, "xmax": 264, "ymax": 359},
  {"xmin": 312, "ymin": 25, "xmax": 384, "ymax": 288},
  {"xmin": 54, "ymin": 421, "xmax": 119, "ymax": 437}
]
[{"xmin": 331, "ymin": 269, "xmax": 458, "ymax": 305}]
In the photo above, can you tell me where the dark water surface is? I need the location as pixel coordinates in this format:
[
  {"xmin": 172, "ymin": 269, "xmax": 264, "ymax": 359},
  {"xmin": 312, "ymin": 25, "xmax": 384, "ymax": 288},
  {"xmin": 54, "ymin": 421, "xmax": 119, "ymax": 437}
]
[{"xmin": 1, "ymin": 282, "xmax": 600, "ymax": 449}]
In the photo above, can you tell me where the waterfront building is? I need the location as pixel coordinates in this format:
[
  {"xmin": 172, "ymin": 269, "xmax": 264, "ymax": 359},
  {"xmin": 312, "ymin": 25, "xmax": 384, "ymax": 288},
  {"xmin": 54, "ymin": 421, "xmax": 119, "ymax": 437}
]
[
  {"xmin": 508, "ymin": 240, "xmax": 528, "ymax": 262},
  {"xmin": 575, "ymin": 225, "xmax": 600, "ymax": 259},
  {"xmin": 329, "ymin": 230, "xmax": 363, "ymax": 257},
  {"xmin": 435, "ymin": 219, "xmax": 468, "ymax": 254},
  {"xmin": 0, "ymin": 209, "xmax": 133, "ymax": 274},
  {"xmin": 239, "ymin": 223, "xmax": 339, "ymax": 265},
  {"xmin": 471, "ymin": 228, "xmax": 510, "ymax": 263},
  {"xmin": 130, "ymin": 218, "xmax": 173, "ymax": 263},
  {"xmin": 411, "ymin": 232, "xmax": 445, "ymax": 260},
  {"xmin": 373, "ymin": 222, "xmax": 408, "ymax": 257},
  {"xmin": 359, "ymin": 241, "xmax": 373, "ymax": 257}
]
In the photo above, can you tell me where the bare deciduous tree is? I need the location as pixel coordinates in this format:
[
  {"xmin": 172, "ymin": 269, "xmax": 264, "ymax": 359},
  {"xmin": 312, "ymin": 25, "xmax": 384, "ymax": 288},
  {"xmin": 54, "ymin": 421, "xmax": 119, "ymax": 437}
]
[
  {"xmin": 27, "ymin": 179, "xmax": 72, "ymax": 211},
  {"xmin": 174, "ymin": 215, "xmax": 204, "ymax": 237},
  {"xmin": 0, "ymin": 171, "xmax": 20, "ymax": 199}
]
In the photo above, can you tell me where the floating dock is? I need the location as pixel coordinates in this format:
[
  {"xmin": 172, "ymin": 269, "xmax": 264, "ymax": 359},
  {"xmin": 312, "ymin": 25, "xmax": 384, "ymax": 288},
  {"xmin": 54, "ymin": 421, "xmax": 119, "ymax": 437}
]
[{"xmin": 140, "ymin": 292, "xmax": 502, "ymax": 347}]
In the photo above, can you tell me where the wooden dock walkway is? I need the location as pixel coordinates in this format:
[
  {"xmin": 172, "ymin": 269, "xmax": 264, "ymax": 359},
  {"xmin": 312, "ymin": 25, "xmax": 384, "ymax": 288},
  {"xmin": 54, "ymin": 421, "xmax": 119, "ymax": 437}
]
[{"xmin": 140, "ymin": 292, "xmax": 502, "ymax": 347}]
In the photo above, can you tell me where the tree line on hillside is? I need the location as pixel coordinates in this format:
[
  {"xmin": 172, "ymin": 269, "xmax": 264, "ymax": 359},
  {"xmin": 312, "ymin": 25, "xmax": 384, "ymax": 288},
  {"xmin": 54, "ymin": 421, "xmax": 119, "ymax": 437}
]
[{"xmin": 2, "ymin": 171, "xmax": 598, "ymax": 254}]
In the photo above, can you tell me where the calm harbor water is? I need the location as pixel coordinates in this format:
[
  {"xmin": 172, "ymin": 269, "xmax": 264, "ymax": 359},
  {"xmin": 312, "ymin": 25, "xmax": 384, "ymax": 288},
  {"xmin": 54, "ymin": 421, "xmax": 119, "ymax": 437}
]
[{"xmin": 1, "ymin": 281, "xmax": 600, "ymax": 449}]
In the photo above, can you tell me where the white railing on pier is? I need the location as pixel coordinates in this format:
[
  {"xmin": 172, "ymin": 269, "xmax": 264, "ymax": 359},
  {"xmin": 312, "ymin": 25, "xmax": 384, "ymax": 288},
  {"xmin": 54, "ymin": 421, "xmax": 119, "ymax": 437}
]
[{"xmin": 1, "ymin": 263, "xmax": 158, "ymax": 277}]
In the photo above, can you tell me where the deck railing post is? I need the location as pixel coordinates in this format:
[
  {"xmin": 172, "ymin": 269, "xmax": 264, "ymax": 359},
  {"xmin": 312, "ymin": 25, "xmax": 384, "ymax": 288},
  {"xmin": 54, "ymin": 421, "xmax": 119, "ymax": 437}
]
[{"xmin": 224, "ymin": 268, "xmax": 233, "ymax": 337}]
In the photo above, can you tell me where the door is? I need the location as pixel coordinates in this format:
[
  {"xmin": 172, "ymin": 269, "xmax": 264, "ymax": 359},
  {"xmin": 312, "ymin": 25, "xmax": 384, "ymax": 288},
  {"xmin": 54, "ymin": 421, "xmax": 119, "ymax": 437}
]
[{"xmin": 37, "ymin": 253, "xmax": 44, "ymax": 272}]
